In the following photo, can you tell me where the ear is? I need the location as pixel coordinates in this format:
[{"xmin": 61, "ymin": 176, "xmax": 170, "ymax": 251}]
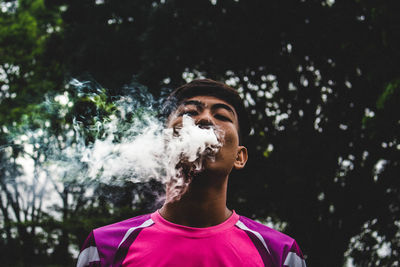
[{"xmin": 233, "ymin": 146, "xmax": 248, "ymax": 170}]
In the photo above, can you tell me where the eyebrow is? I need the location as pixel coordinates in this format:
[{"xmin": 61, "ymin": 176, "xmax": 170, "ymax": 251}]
[{"xmin": 181, "ymin": 100, "xmax": 236, "ymax": 116}]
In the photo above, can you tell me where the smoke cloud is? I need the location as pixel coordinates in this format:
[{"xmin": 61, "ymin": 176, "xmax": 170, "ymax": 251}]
[{"xmin": 52, "ymin": 79, "xmax": 223, "ymax": 203}]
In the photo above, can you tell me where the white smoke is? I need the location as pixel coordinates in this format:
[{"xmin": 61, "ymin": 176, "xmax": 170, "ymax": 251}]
[
  {"xmin": 164, "ymin": 115, "xmax": 222, "ymax": 175},
  {"xmin": 71, "ymin": 95, "xmax": 223, "ymax": 201}
]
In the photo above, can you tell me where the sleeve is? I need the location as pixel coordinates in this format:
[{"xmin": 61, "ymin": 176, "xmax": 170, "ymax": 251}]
[
  {"xmin": 282, "ymin": 240, "xmax": 307, "ymax": 267},
  {"xmin": 76, "ymin": 231, "xmax": 102, "ymax": 267}
]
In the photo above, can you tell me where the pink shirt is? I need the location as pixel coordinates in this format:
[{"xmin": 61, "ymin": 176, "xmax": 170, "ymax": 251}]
[
  {"xmin": 122, "ymin": 211, "xmax": 263, "ymax": 266},
  {"xmin": 77, "ymin": 211, "xmax": 306, "ymax": 267}
]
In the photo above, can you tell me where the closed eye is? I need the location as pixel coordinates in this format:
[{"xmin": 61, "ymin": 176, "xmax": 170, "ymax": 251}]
[{"xmin": 215, "ymin": 114, "xmax": 232, "ymax": 122}]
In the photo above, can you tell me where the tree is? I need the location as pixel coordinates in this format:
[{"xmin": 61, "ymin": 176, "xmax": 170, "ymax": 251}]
[{"xmin": 0, "ymin": 0, "xmax": 64, "ymax": 265}]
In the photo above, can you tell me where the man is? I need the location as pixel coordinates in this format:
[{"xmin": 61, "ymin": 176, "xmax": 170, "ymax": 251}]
[{"xmin": 77, "ymin": 79, "xmax": 306, "ymax": 267}]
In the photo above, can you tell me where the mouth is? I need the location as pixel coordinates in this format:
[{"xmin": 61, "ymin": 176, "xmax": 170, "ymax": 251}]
[
  {"xmin": 204, "ymin": 144, "xmax": 221, "ymax": 157},
  {"xmin": 167, "ymin": 116, "xmax": 223, "ymax": 177}
]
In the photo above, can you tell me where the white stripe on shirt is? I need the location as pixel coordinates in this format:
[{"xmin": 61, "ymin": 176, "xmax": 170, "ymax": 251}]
[
  {"xmin": 235, "ymin": 220, "xmax": 271, "ymax": 255},
  {"xmin": 118, "ymin": 218, "xmax": 154, "ymax": 248},
  {"xmin": 284, "ymin": 251, "xmax": 307, "ymax": 267},
  {"xmin": 77, "ymin": 246, "xmax": 100, "ymax": 267}
]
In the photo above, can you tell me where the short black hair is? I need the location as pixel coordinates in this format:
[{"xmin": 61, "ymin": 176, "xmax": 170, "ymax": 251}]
[{"xmin": 163, "ymin": 79, "xmax": 250, "ymax": 144}]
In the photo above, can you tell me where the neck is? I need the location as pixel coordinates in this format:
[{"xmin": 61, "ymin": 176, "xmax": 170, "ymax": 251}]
[{"xmin": 159, "ymin": 174, "xmax": 231, "ymax": 227}]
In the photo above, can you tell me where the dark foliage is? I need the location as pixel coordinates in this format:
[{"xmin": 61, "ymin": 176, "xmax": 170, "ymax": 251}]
[{"xmin": 1, "ymin": 0, "xmax": 399, "ymax": 266}]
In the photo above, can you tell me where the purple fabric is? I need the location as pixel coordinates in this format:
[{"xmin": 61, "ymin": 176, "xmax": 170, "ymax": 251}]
[
  {"xmin": 238, "ymin": 216, "xmax": 305, "ymax": 266},
  {"xmin": 289, "ymin": 240, "xmax": 303, "ymax": 255},
  {"xmin": 93, "ymin": 214, "xmax": 151, "ymax": 267},
  {"xmin": 112, "ymin": 228, "xmax": 144, "ymax": 267},
  {"xmin": 244, "ymin": 230, "xmax": 276, "ymax": 266},
  {"xmin": 80, "ymin": 231, "xmax": 96, "ymax": 252}
]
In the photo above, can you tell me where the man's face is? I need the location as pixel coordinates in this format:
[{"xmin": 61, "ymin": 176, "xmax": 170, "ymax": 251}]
[{"xmin": 167, "ymin": 95, "xmax": 247, "ymax": 178}]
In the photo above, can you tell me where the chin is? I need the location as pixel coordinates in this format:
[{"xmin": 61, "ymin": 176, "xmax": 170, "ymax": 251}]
[{"xmin": 196, "ymin": 162, "xmax": 230, "ymax": 179}]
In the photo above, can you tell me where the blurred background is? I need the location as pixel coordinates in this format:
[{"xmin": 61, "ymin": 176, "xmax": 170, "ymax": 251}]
[{"xmin": 1, "ymin": 0, "xmax": 399, "ymax": 266}]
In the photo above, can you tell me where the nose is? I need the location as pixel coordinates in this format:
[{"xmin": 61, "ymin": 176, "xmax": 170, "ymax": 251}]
[{"xmin": 196, "ymin": 110, "xmax": 214, "ymax": 129}]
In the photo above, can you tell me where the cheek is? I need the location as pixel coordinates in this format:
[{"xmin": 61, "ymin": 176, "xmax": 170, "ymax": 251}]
[{"xmin": 221, "ymin": 128, "xmax": 239, "ymax": 147}]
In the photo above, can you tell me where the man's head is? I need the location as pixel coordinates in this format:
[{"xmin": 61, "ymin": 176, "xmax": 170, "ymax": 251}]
[
  {"xmin": 164, "ymin": 79, "xmax": 250, "ymax": 145},
  {"xmin": 163, "ymin": 79, "xmax": 249, "ymax": 179}
]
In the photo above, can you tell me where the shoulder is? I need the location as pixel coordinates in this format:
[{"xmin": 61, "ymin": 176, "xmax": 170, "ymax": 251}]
[
  {"xmin": 77, "ymin": 213, "xmax": 154, "ymax": 267},
  {"xmin": 237, "ymin": 215, "xmax": 294, "ymax": 248},
  {"xmin": 93, "ymin": 213, "xmax": 153, "ymax": 243},
  {"xmin": 237, "ymin": 215, "xmax": 306, "ymax": 267}
]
